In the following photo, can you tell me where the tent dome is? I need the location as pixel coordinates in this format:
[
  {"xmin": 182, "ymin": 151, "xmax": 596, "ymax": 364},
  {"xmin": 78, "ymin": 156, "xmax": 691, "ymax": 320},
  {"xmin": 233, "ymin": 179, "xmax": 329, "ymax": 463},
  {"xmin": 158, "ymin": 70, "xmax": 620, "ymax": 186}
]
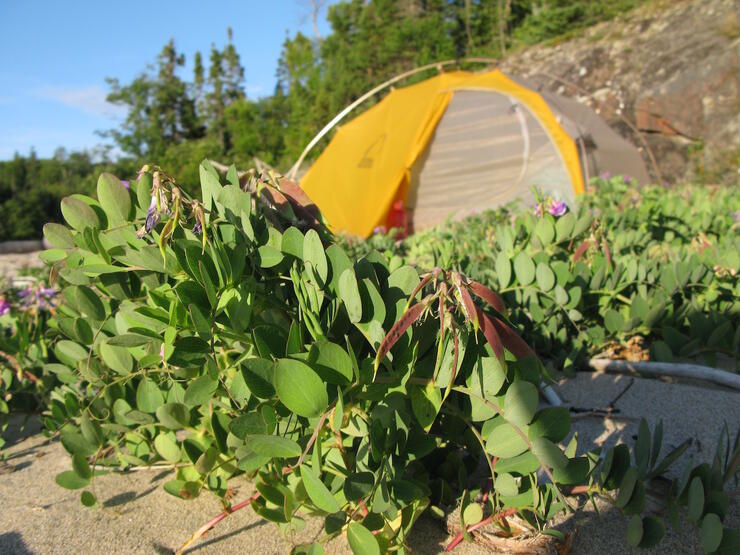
[{"xmin": 300, "ymin": 69, "xmax": 649, "ymax": 237}]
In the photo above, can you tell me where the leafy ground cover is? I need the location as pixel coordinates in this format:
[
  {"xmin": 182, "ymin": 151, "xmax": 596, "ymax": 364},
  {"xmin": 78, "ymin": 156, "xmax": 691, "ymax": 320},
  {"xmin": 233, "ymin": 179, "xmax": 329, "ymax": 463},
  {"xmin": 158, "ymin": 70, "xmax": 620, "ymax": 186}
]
[
  {"xmin": 0, "ymin": 164, "xmax": 725, "ymax": 554},
  {"xmin": 345, "ymin": 176, "xmax": 740, "ymax": 374}
]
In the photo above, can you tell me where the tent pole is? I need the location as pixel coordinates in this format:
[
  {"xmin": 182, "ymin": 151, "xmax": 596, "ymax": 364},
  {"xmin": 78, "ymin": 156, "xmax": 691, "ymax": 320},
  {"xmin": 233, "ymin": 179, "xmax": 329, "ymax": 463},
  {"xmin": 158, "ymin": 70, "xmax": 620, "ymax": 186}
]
[{"xmin": 287, "ymin": 57, "xmax": 500, "ymax": 182}]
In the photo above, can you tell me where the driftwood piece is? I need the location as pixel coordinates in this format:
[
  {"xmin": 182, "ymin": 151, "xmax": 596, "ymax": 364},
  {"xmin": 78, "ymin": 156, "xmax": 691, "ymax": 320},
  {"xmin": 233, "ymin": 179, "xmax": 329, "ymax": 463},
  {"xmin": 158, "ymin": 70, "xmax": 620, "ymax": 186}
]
[{"xmin": 586, "ymin": 359, "xmax": 740, "ymax": 392}]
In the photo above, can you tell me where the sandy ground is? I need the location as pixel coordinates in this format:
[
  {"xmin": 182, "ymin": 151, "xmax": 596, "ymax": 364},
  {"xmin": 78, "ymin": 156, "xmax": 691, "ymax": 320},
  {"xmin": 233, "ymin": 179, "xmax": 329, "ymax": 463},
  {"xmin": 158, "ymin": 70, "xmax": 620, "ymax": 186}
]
[{"xmin": 0, "ymin": 374, "xmax": 737, "ymax": 554}]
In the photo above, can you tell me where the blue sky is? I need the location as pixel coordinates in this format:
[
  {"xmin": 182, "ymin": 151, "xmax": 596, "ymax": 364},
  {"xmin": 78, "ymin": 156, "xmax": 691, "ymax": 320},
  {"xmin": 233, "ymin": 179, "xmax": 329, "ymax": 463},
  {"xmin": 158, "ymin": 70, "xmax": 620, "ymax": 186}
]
[{"xmin": 0, "ymin": 0, "xmax": 336, "ymax": 160}]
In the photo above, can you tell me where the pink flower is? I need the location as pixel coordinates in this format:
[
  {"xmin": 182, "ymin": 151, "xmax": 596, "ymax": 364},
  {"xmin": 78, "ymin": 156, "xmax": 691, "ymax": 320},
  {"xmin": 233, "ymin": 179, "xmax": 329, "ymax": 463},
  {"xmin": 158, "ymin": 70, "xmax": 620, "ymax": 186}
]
[
  {"xmin": 547, "ymin": 199, "xmax": 568, "ymax": 217},
  {"xmin": 0, "ymin": 297, "xmax": 11, "ymax": 316},
  {"xmin": 373, "ymin": 226, "xmax": 387, "ymax": 235}
]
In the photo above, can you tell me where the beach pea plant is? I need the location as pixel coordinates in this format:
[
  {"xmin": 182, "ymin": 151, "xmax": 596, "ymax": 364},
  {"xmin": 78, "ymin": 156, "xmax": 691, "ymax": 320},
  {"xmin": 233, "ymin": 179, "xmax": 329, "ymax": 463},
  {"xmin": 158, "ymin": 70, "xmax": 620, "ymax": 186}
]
[
  {"xmin": 42, "ymin": 164, "xmax": 737, "ymax": 553},
  {"xmin": 0, "ymin": 278, "xmax": 58, "ymax": 453},
  {"xmin": 351, "ymin": 178, "xmax": 740, "ymax": 372}
]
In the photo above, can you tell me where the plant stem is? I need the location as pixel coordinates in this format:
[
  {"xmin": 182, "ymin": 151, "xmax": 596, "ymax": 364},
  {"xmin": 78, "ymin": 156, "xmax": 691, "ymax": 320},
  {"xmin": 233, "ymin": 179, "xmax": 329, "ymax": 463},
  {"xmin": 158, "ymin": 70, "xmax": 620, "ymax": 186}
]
[
  {"xmin": 175, "ymin": 491, "xmax": 260, "ymax": 555},
  {"xmin": 445, "ymin": 507, "xmax": 517, "ymax": 551}
]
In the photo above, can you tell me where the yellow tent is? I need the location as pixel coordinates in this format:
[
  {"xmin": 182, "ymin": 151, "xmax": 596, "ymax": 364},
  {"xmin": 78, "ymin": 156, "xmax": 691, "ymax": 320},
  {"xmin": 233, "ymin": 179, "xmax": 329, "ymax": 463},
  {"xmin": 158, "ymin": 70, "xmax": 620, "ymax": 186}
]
[{"xmin": 300, "ymin": 69, "xmax": 647, "ymax": 237}]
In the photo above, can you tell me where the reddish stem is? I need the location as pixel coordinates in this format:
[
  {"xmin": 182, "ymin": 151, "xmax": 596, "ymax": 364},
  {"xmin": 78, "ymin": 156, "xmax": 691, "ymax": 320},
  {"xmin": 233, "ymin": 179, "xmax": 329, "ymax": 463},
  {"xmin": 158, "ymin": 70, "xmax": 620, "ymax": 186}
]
[
  {"xmin": 445, "ymin": 508, "xmax": 517, "ymax": 552},
  {"xmin": 175, "ymin": 491, "xmax": 260, "ymax": 555}
]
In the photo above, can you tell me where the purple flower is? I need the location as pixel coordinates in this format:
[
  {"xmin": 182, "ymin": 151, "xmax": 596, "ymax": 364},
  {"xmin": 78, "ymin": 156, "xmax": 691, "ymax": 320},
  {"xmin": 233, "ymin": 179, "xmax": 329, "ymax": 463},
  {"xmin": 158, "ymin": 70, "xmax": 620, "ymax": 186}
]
[
  {"xmin": 373, "ymin": 225, "xmax": 387, "ymax": 235},
  {"xmin": 600, "ymin": 171, "xmax": 611, "ymax": 180},
  {"xmin": 0, "ymin": 298, "xmax": 11, "ymax": 316},
  {"xmin": 547, "ymin": 199, "xmax": 568, "ymax": 217},
  {"xmin": 144, "ymin": 197, "xmax": 160, "ymax": 233},
  {"xmin": 193, "ymin": 220, "xmax": 202, "ymax": 235},
  {"xmin": 121, "ymin": 180, "xmax": 130, "ymax": 190},
  {"xmin": 17, "ymin": 287, "xmax": 32, "ymax": 299},
  {"xmin": 623, "ymin": 175, "xmax": 632, "ymax": 184}
]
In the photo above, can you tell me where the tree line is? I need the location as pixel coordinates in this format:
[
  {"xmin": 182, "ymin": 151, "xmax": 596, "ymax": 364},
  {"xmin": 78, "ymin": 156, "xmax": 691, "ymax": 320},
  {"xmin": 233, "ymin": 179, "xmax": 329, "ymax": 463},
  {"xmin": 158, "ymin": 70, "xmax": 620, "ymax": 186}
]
[{"xmin": 0, "ymin": 0, "xmax": 643, "ymax": 240}]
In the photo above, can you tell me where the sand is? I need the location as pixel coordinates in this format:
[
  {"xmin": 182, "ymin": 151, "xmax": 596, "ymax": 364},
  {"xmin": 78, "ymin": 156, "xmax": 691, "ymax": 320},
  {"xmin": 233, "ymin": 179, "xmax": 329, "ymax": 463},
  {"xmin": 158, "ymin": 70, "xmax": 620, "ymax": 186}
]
[{"xmin": 0, "ymin": 372, "xmax": 737, "ymax": 554}]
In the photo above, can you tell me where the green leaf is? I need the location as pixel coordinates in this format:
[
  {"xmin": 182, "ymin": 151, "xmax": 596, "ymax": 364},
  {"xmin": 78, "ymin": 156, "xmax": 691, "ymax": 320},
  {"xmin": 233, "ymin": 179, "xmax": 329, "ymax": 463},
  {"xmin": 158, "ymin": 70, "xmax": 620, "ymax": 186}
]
[
  {"xmin": 535, "ymin": 218, "xmax": 555, "ymax": 245},
  {"xmin": 61, "ymin": 196, "xmax": 100, "ymax": 231},
  {"xmin": 485, "ymin": 422, "xmax": 528, "ymax": 458},
  {"xmin": 626, "ymin": 515, "xmax": 643, "ymax": 547},
  {"xmin": 504, "ymin": 380, "xmax": 538, "ymax": 426},
  {"xmin": 513, "ymin": 252, "xmax": 535, "ymax": 285},
  {"xmin": 410, "ymin": 381, "xmax": 442, "ymax": 432},
  {"xmin": 55, "ymin": 470, "xmax": 89, "ymax": 490},
  {"xmin": 99, "ymin": 343, "xmax": 133, "ymax": 375},
  {"xmin": 532, "ymin": 437, "xmax": 568, "ymax": 470},
  {"xmin": 156, "ymin": 403, "xmax": 190, "ymax": 430},
  {"xmin": 43, "ymin": 222, "xmax": 75, "ymax": 248},
  {"xmin": 61, "ymin": 432, "xmax": 96, "ymax": 457},
  {"xmin": 282, "ymin": 227, "xmax": 304, "ymax": 258},
  {"xmin": 72, "ymin": 453, "xmax": 92, "ymax": 479},
  {"xmin": 301, "ymin": 464, "xmax": 340, "ymax": 513},
  {"xmin": 496, "ymin": 252, "xmax": 511, "ymax": 288},
  {"xmin": 136, "ymin": 378, "xmax": 164, "ymax": 413},
  {"xmin": 347, "ymin": 522, "xmax": 380, "ymax": 555},
  {"xmin": 106, "ymin": 334, "xmax": 152, "ymax": 347},
  {"xmin": 494, "ymin": 472, "xmax": 519, "ymax": 496},
  {"xmin": 184, "ymin": 375, "xmax": 218, "ymax": 408},
  {"xmin": 687, "ymin": 476, "xmax": 705, "ymax": 522},
  {"xmin": 240, "ymin": 358, "xmax": 275, "ymax": 399},
  {"xmin": 344, "ymin": 472, "xmax": 374, "ymax": 501},
  {"xmin": 247, "ymin": 435, "xmax": 301, "ymax": 459},
  {"xmin": 97, "ymin": 173, "xmax": 131, "ymax": 225},
  {"xmin": 604, "ymin": 309, "xmax": 624, "ymax": 334},
  {"xmin": 309, "ymin": 339, "xmax": 353, "ymax": 384},
  {"xmin": 535, "ymin": 263, "xmax": 555, "ymax": 292},
  {"xmin": 258, "ymin": 245, "xmax": 284, "ymax": 268},
  {"xmin": 528, "ymin": 407, "xmax": 570, "ymax": 442},
  {"xmin": 303, "ymin": 229, "xmax": 328, "ymax": 285},
  {"xmin": 67, "ymin": 285, "xmax": 106, "ymax": 321},
  {"xmin": 230, "ymin": 411, "xmax": 275, "ymax": 439},
  {"xmin": 463, "ymin": 503, "xmax": 483, "ymax": 525},
  {"xmin": 80, "ymin": 490, "xmax": 98, "ymax": 507},
  {"xmin": 639, "ymin": 516, "xmax": 665, "ymax": 548},
  {"xmin": 555, "ymin": 212, "xmax": 575, "ymax": 241},
  {"xmin": 199, "ymin": 162, "xmax": 222, "ymax": 224},
  {"xmin": 614, "ymin": 467, "xmax": 638, "ymax": 508},
  {"xmin": 338, "ymin": 269, "xmax": 363, "ymax": 323},
  {"xmin": 274, "ymin": 359, "xmax": 327, "ymax": 418},
  {"xmin": 154, "ymin": 433, "xmax": 181, "ymax": 463},
  {"xmin": 700, "ymin": 513, "xmax": 723, "ymax": 553}
]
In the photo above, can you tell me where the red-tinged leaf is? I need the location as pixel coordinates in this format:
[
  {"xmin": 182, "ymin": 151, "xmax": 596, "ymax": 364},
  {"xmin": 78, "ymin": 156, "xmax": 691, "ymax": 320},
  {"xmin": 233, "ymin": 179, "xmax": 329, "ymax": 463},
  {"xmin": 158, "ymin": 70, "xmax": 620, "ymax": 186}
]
[
  {"xmin": 374, "ymin": 297, "xmax": 430, "ymax": 377},
  {"xmin": 476, "ymin": 306, "xmax": 504, "ymax": 361},
  {"xmin": 573, "ymin": 240, "xmax": 591, "ymax": 262},
  {"xmin": 453, "ymin": 273, "xmax": 478, "ymax": 330},
  {"xmin": 468, "ymin": 279, "xmax": 507, "ymax": 315},
  {"xmin": 490, "ymin": 318, "xmax": 535, "ymax": 359},
  {"xmin": 260, "ymin": 186, "xmax": 295, "ymax": 219},
  {"xmin": 406, "ymin": 270, "xmax": 437, "ymax": 308},
  {"xmin": 277, "ymin": 178, "xmax": 322, "ymax": 228},
  {"xmin": 602, "ymin": 237, "xmax": 611, "ymax": 268}
]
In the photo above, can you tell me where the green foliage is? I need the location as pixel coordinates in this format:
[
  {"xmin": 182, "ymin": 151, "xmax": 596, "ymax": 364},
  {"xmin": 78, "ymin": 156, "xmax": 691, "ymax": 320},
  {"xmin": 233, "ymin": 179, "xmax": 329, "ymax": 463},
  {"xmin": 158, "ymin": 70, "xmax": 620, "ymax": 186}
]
[
  {"xmin": 346, "ymin": 176, "xmax": 740, "ymax": 371},
  {"xmin": 38, "ymin": 163, "xmax": 737, "ymax": 553},
  {"xmin": 0, "ymin": 278, "xmax": 60, "ymax": 453}
]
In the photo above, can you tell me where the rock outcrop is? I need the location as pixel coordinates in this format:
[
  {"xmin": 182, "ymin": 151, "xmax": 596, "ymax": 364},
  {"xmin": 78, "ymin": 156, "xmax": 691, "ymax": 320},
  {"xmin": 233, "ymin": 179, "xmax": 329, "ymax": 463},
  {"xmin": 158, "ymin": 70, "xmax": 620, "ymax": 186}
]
[{"xmin": 500, "ymin": 0, "xmax": 740, "ymax": 185}]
